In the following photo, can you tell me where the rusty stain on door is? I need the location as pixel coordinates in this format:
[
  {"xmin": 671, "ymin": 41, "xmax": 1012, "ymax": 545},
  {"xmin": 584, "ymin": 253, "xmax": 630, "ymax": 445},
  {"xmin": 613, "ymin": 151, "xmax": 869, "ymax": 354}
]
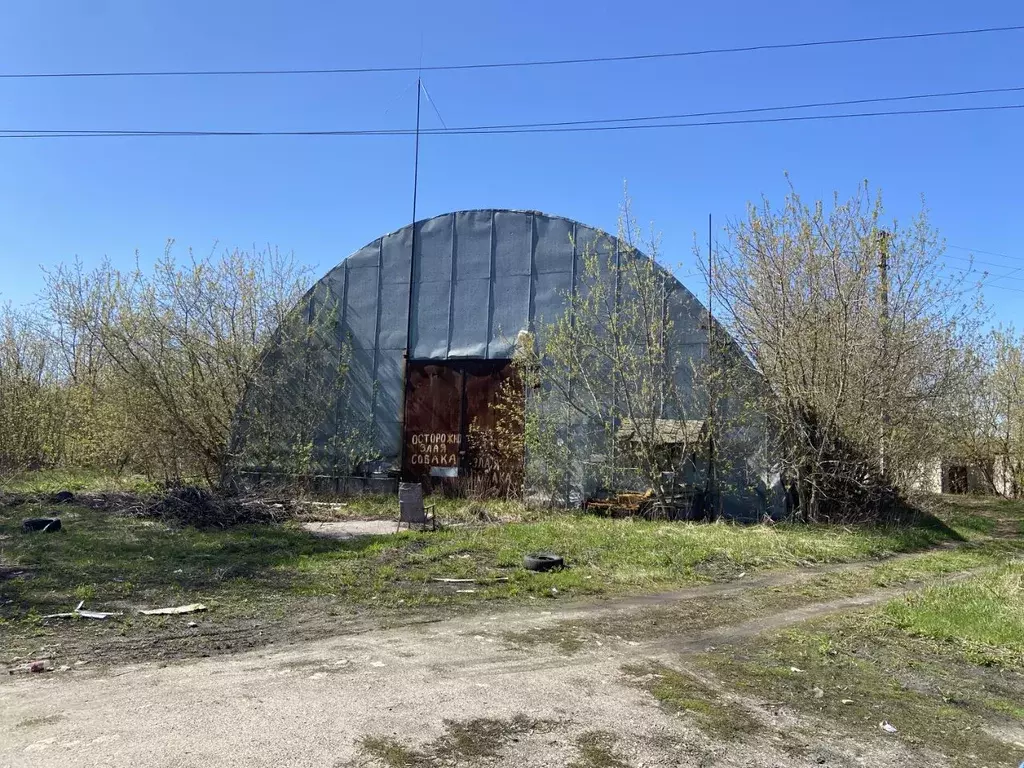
[{"xmin": 403, "ymin": 359, "xmax": 523, "ymax": 492}]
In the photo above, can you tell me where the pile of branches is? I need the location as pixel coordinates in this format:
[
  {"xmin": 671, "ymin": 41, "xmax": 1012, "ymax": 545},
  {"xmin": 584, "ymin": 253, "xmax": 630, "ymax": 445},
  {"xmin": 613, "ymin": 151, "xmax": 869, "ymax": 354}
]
[
  {"xmin": 125, "ymin": 486, "xmax": 294, "ymax": 528},
  {"xmin": 0, "ymin": 485, "xmax": 296, "ymax": 528}
]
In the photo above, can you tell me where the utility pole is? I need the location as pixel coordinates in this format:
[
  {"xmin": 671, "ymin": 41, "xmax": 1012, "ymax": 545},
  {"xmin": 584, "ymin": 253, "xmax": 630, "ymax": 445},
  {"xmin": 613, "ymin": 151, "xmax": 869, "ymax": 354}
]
[
  {"xmin": 706, "ymin": 213, "xmax": 717, "ymax": 520},
  {"xmin": 877, "ymin": 230, "xmax": 890, "ymax": 476}
]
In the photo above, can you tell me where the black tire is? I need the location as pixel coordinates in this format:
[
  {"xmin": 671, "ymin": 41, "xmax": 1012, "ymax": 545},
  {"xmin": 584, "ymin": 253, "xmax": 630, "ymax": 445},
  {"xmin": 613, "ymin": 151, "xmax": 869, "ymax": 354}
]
[
  {"xmin": 22, "ymin": 517, "xmax": 62, "ymax": 533},
  {"xmin": 523, "ymin": 553, "xmax": 564, "ymax": 572}
]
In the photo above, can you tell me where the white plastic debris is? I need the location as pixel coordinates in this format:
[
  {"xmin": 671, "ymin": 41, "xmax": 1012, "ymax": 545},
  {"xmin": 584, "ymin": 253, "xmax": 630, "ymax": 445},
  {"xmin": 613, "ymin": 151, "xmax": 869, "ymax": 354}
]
[
  {"xmin": 139, "ymin": 603, "xmax": 207, "ymax": 616},
  {"xmin": 880, "ymin": 721, "xmax": 898, "ymax": 734}
]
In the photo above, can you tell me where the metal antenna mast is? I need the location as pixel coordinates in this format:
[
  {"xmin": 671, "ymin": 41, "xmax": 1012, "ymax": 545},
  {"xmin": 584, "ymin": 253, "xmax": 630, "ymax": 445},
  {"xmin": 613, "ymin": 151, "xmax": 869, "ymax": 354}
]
[
  {"xmin": 400, "ymin": 78, "xmax": 423, "ymax": 477},
  {"xmin": 411, "ymin": 76, "xmax": 422, "ymax": 255}
]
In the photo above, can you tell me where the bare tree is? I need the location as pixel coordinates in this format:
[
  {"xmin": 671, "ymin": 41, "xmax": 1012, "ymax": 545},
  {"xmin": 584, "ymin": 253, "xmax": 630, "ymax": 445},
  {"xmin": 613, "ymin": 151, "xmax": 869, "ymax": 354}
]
[
  {"xmin": 708, "ymin": 181, "xmax": 982, "ymax": 521},
  {"xmin": 0, "ymin": 304, "xmax": 64, "ymax": 472},
  {"xmin": 516, "ymin": 200, "xmax": 711, "ymax": 509},
  {"xmin": 40, "ymin": 243, "xmax": 322, "ymax": 485},
  {"xmin": 955, "ymin": 327, "xmax": 1024, "ymax": 496},
  {"xmin": 228, "ymin": 279, "xmax": 378, "ymax": 484}
]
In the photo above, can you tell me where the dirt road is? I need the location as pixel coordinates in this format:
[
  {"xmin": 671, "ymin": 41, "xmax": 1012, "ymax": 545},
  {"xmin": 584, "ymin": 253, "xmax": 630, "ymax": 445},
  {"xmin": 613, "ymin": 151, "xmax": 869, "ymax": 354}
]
[{"xmin": 1, "ymin": 569, "xmax": 944, "ymax": 768}]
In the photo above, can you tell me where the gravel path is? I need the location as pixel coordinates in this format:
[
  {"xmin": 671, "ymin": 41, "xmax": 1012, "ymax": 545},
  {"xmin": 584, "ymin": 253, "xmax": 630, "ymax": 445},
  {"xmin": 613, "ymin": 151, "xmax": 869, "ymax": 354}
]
[{"xmin": 1, "ymin": 567, "xmax": 944, "ymax": 768}]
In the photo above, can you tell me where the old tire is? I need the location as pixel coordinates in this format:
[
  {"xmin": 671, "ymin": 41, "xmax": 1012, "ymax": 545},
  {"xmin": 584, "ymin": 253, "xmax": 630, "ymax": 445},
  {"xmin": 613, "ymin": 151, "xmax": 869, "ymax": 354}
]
[
  {"xmin": 22, "ymin": 517, "xmax": 62, "ymax": 533},
  {"xmin": 523, "ymin": 553, "xmax": 564, "ymax": 572}
]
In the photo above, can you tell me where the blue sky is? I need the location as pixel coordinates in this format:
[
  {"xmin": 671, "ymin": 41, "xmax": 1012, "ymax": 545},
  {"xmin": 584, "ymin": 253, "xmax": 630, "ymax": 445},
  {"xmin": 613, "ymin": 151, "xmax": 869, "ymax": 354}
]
[{"xmin": 1, "ymin": 1, "xmax": 1022, "ymax": 324}]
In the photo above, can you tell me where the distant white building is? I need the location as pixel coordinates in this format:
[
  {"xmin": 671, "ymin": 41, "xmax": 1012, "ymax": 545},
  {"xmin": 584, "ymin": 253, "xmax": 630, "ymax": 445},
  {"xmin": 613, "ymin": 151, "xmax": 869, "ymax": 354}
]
[{"xmin": 913, "ymin": 454, "xmax": 1016, "ymax": 496}]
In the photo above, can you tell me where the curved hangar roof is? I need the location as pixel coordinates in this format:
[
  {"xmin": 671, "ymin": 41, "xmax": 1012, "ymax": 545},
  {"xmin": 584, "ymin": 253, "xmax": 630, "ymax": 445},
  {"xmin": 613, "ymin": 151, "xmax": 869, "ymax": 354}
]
[{"xmin": 244, "ymin": 209, "xmax": 718, "ymax": 467}]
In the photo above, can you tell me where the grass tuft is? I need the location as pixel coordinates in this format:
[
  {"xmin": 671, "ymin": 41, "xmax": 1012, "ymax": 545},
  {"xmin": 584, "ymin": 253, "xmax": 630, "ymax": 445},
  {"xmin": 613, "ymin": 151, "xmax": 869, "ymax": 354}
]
[
  {"xmin": 623, "ymin": 661, "xmax": 761, "ymax": 740},
  {"xmin": 570, "ymin": 731, "xmax": 629, "ymax": 768},
  {"xmin": 355, "ymin": 715, "xmax": 554, "ymax": 766},
  {"xmin": 357, "ymin": 736, "xmax": 425, "ymax": 768}
]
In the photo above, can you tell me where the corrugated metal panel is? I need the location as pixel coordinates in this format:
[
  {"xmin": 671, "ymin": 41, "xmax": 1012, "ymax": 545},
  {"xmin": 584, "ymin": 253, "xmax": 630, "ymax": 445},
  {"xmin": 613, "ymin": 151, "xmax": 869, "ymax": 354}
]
[
  {"xmin": 449, "ymin": 278, "xmax": 490, "ymax": 358},
  {"xmin": 488, "ymin": 275, "xmax": 531, "ymax": 357},
  {"xmin": 453, "ymin": 211, "xmax": 492, "ymax": 279},
  {"xmin": 493, "ymin": 211, "xmax": 533, "ymax": 276},
  {"xmin": 381, "ymin": 227, "xmax": 412, "ymax": 284},
  {"xmin": 343, "ymin": 265, "xmax": 381, "ymax": 350},
  {"xmin": 377, "ymin": 282, "xmax": 410, "ymax": 351},
  {"xmin": 410, "ymin": 215, "xmax": 453, "ymax": 359},
  {"xmin": 533, "ymin": 215, "xmax": 574, "ymax": 273}
]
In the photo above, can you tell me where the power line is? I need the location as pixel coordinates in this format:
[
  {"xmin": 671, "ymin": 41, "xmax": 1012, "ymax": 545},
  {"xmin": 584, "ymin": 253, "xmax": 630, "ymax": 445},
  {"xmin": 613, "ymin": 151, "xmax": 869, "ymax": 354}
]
[
  {"xmin": 1, "ymin": 24, "xmax": 1022, "ymax": 79},
  {"xmin": 982, "ymin": 282, "xmax": 1024, "ymax": 294},
  {"xmin": 436, "ymin": 103, "xmax": 1024, "ymax": 136},
  {"xmin": 947, "ymin": 243, "xmax": 1019, "ymax": 261},
  {"xmin": 12, "ymin": 82, "xmax": 1021, "ymax": 136},
  {"xmin": 2, "ymin": 102, "xmax": 1023, "ymax": 140},
  {"xmin": 947, "ymin": 259, "xmax": 1024, "ymax": 295},
  {"xmin": 405, "ymin": 85, "xmax": 1024, "ymax": 133},
  {"xmin": 942, "ymin": 252, "xmax": 1021, "ymax": 271},
  {"xmin": 978, "ymin": 265, "xmax": 1024, "ymax": 290}
]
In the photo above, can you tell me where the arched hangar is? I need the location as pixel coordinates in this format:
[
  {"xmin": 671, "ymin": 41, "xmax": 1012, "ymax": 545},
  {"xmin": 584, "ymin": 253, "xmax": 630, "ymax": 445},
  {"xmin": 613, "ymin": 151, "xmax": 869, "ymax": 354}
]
[{"xmin": 231, "ymin": 209, "xmax": 777, "ymax": 518}]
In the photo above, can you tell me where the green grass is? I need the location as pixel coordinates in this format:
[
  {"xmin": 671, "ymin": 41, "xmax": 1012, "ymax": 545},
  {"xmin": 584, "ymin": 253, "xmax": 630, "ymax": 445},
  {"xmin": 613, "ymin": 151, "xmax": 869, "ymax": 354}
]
[
  {"xmin": 695, "ymin": 562, "xmax": 1024, "ymax": 768},
  {"xmin": 920, "ymin": 493, "xmax": 1024, "ymax": 536},
  {"xmin": 623, "ymin": 661, "xmax": 760, "ymax": 741},
  {"xmin": 503, "ymin": 543, "xmax": 1024, "ymax": 655},
  {"xmin": 0, "ymin": 504, "xmax": 344, "ymax": 625},
  {"xmin": 354, "ymin": 716, "xmax": 555, "ymax": 767},
  {"xmin": 701, "ymin": 624, "xmax": 1022, "ymax": 768},
  {"xmin": 0, "ymin": 501, "xmax": 1006, "ymax": 618},
  {"xmin": 357, "ymin": 736, "xmax": 423, "ymax": 768},
  {"xmin": 867, "ymin": 543, "xmax": 1020, "ymax": 586},
  {"xmin": 883, "ymin": 562, "xmax": 1024, "ymax": 665},
  {"xmin": 569, "ymin": 731, "xmax": 629, "ymax": 768},
  {"xmin": 293, "ymin": 493, "xmax": 541, "ymax": 525},
  {"xmin": 2, "ymin": 493, "xmax": 1021, "ymax": 663},
  {"xmin": 287, "ymin": 513, "xmax": 976, "ymax": 606},
  {"xmin": 2, "ymin": 468, "xmax": 160, "ymax": 495}
]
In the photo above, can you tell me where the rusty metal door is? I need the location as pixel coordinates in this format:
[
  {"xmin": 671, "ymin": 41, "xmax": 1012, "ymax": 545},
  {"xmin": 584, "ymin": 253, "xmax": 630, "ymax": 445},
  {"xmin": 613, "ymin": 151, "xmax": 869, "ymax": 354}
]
[{"xmin": 403, "ymin": 360, "xmax": 523, "ymax": 490}]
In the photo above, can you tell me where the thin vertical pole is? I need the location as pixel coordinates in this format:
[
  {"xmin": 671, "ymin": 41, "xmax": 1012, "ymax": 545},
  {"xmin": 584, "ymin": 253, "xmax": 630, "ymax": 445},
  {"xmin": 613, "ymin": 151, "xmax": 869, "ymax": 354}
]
[
  {"xmin": 411, "ymin": 77, "xmax": 422, "ymax": 245},
  {"xmin": 407, "ymin": 76, "xmax": 422, "ymax": 347},
  {"xmin": 400, "ymin": 79, "xmax": 423, "ymax": 479}
]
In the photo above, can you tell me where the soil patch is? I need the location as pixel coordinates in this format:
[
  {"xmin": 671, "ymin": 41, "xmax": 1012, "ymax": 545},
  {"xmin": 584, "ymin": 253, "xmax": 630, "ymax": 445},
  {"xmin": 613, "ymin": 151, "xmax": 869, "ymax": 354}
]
[{"xmin": 302, "ymin": 520, "xmax": 401, "ymax": 539}]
